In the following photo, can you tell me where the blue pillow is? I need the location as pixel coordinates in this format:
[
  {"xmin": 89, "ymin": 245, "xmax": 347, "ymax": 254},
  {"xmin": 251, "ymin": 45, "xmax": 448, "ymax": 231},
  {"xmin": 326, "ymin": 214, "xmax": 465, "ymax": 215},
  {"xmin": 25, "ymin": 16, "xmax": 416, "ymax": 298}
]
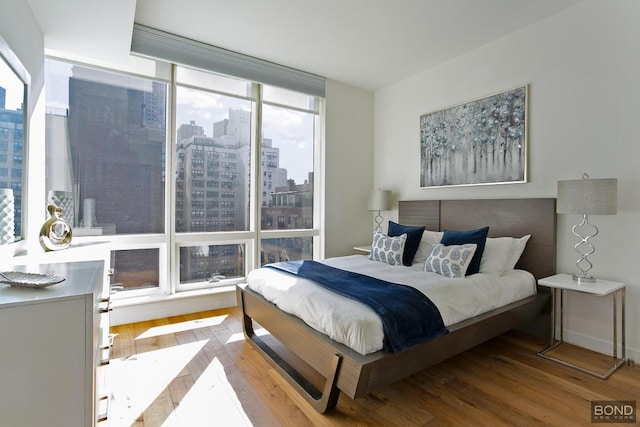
[
  {"xmin": 388, "ymin": 221, "xmax": 425, "ymax": 266},
  {"xmin": 440, "ymin": 226, "xmax": 489, "ymax": 275}
]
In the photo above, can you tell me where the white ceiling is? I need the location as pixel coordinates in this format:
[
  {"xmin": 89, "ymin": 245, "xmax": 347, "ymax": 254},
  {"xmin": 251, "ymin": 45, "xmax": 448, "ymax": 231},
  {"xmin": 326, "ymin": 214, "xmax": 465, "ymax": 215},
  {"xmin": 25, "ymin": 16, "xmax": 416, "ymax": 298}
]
[{"xmin": 27, "ymin": 0, "xmax": 584, "ymax": 91}]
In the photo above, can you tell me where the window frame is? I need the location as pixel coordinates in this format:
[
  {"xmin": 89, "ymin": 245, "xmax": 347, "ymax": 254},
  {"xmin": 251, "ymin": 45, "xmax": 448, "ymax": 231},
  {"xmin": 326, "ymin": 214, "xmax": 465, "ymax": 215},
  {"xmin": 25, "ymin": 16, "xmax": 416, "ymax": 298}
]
[{"xmin": 44, "ymin": 55, "xmax": 324, "ymax": 299}]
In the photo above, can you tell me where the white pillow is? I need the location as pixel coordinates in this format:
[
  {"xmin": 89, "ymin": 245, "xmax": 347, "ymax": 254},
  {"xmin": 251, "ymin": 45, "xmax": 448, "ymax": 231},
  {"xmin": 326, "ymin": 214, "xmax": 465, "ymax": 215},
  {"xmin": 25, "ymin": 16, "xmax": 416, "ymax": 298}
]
[
  {"xmin": 479, "ymin": 235, "xmax": 531, "ymax": 275},
  {"xmin": 412, "ymin": 230, "xmax": 444, "ymax": 265},
  {"xmin": 424, "ymin": 243, "xmax": 477, "ymax": 278},
  {"xmin": 506, "ymin": 235, "xmax": 531, "ymax": 270},
  {"xmin": 479, "ymin": 237, "xmax": 515, "ymax": 275},
  {"xmin": 369, "ymin": 231, "xmax": 407, "ymax": 266}
]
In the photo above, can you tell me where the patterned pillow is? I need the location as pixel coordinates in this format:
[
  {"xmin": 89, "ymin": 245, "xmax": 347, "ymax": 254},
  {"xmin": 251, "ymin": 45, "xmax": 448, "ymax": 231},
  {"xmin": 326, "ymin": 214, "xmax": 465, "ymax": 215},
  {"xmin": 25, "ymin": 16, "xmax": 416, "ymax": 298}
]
[
  {"xmin": 424, "ymin": 243, "xmax": 477, "ymax": 278},
  {"xmin": 369, "ymin": 231, "xmax": 407, "ymax": 266}
]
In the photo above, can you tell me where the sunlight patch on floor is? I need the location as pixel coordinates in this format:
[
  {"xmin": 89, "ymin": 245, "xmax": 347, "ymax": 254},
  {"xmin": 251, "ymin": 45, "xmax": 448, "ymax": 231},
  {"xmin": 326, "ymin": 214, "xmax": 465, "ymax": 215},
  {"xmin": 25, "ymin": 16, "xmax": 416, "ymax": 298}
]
[
  {"xmin": 226, "ymin": 327, "xmax": 269, "ymax": 344},
  {"xmin": 109, "ymin": 340, "xmax": 207, "ymax": 426},
  {"xmin": 135, "ymin": 315, "xmax": 228, "ymax": 340},
  {"xmin": 162, "ymin": 357, "xmax": 253, "ymax": 427}
]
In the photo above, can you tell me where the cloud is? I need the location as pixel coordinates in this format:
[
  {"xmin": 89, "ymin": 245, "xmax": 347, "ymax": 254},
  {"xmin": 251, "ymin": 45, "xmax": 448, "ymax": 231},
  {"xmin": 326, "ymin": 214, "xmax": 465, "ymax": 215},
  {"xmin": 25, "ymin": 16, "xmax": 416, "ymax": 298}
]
[
  {"xmin": 263, "ymin": 105, "xmax": 304, "ymax": 131},
  {"xmin": 176, "ymin": 88, "xmax": 251, "ymax": 133},
  {"xmin": 178, "ymin": 88, "xmax": 224, "ymax": 110},
  {"xmin": 276, "ymin": 134, "xmax": 306, "ymax": 149}
]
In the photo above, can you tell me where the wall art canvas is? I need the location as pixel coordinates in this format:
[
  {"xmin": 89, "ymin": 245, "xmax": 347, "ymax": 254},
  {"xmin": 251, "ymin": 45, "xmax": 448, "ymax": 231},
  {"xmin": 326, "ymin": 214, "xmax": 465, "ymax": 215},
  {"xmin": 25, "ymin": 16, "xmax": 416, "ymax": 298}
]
[{"xmin": 420, "ymin": 85, "xmax": 527, "ymax": 188}]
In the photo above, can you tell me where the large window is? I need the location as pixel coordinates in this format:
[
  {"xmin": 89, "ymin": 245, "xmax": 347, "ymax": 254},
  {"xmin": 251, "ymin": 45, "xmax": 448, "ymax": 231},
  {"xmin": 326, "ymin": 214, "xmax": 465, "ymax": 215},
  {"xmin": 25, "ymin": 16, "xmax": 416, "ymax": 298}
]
[
  {"xmin": 45, "ymin": 61, "xmax": 167, "ymax": 235},
  {"xmin": 174, "ymin": 67, "xmax": 254, "ymax": 234},
  {"xmin": 45, "ymin": 55, "xmax": 324, "ymax": 297},
  {"xmin": 260, "ymin": 86, "xmax": 320, "ymax": 265},
  {"xmin": 45, "ymin": 59, "xmax": 168, "ymax": 294}
]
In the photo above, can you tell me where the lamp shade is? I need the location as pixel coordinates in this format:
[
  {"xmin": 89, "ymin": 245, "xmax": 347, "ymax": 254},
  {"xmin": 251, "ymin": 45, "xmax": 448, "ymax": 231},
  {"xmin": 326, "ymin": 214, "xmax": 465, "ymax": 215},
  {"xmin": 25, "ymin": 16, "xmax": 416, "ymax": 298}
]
[
  {"xmin": 557, "ymin": 177, "xmax": 617, "ymax": 215},
  {"xmin": 367, "ymin": 189, "xmax": 391, "ymax": 211}
]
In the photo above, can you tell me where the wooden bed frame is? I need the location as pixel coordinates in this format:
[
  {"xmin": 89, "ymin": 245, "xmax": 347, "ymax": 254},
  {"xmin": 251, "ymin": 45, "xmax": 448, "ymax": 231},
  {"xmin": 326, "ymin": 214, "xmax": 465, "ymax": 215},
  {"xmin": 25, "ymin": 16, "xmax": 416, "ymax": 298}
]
[{"xmin": 237, "ymin": 198, "xmax": 556, "ymax": 413}]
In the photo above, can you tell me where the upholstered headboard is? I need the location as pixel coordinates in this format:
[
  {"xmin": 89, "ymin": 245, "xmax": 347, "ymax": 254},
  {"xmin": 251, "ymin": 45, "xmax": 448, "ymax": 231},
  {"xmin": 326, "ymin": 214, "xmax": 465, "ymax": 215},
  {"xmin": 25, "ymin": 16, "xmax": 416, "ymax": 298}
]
[{"xmin": 398, "ymin": 198, "xmax": 556, "ymax": 280}]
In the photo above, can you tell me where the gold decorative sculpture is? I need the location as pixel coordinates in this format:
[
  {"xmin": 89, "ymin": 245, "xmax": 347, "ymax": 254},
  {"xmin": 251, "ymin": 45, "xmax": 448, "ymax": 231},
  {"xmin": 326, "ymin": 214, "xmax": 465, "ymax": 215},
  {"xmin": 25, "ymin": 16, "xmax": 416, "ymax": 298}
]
[{"xmin": 39, "ymin": 204, "xmax": 72, "ymax": 251}]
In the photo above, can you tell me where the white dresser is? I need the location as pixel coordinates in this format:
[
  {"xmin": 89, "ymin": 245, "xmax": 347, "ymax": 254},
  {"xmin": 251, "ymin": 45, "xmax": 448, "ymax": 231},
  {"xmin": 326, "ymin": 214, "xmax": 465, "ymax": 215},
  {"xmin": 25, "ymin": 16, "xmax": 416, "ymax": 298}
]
[{"xmin": 0, "ymin": 258, "xmax": 111, "ymax": 427}]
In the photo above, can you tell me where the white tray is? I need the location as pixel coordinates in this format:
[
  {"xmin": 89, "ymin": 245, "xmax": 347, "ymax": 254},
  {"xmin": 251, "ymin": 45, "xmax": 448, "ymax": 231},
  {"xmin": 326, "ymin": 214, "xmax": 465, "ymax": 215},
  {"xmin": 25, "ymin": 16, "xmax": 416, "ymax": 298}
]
[{"xmin": 0, "ymin": 271, "xmax": 66, "ymax": 288}]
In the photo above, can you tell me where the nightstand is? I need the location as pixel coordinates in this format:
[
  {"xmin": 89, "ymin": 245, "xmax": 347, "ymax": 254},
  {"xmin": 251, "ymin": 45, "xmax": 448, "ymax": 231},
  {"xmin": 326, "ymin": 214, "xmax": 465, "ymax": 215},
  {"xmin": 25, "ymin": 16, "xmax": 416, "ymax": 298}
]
[{"xmin": 537, "ymin": 273, "xmax": 626, "ymax": 379}]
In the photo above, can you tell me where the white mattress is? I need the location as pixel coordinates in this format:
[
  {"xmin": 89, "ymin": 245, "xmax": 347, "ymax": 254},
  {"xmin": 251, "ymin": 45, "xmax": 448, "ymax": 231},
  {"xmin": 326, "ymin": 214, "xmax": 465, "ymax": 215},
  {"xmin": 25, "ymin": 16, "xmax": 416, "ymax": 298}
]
[{"xmin": 246, "ymin": 255, "xmax": 536, "ymax": 355}]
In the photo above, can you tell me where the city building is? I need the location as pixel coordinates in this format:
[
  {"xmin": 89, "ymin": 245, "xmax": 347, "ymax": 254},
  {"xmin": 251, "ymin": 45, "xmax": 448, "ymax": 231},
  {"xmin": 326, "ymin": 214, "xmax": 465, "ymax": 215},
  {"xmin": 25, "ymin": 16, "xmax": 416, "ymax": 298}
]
[
  {"xmin": 176, "ymin": 111, "xmax": 313, "ymax": 280},
  {"xmin": 66, "ymin": 66, "xmax": 166, "ymax": 234},
  {"xmin": 0, "ymin": 86, "xmax": 24, "ymax": 237}
]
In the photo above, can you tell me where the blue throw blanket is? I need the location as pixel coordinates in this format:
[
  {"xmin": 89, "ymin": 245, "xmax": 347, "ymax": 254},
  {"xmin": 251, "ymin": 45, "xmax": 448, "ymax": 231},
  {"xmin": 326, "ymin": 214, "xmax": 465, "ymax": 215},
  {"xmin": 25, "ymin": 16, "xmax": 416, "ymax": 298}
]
[{"xmin": 265, "ymin": 260, "xmax": 448, "ymax": 353}]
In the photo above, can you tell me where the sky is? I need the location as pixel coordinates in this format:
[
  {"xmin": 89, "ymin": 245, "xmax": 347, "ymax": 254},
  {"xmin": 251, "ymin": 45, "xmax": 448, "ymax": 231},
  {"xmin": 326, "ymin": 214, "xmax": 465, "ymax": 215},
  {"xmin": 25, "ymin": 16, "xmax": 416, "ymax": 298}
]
[{"xmin": 0, "ymin": 59, "xmax": 24, "ymax": 110}]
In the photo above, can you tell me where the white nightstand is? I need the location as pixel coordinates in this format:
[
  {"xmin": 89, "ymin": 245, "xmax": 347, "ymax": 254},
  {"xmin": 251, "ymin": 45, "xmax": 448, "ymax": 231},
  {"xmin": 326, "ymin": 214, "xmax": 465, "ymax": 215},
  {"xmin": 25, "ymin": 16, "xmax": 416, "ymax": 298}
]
[{"xmin": 537, "ymin": 273, "xmax": 626, "ymax": 379}]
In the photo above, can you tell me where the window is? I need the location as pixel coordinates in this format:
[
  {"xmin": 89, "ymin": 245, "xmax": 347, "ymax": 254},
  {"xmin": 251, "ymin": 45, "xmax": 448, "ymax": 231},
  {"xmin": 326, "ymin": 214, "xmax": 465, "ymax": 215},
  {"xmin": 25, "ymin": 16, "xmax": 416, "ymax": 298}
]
[
  {"xmin": 45, "ymin": 60, "xmax": 167, "ymax": 235},
  {"xmin": 111, "ymin": 249, "xmax": 160, "ymax": 292},
  {"xmin": 261, "ymin": 237, "xmax": 313, "ymax": 265},
  {"xmin": 174, "ymin": 75, "xmax": 253, "ymax": 237},
  {"xmin": 0, "ymin": 49, "xmax": 27, "ymax": 242},
  {"xmin": 45, "ymin": 49, "xmax": 324, "ymax": 298},
  {"xmin": 179, "ymin": 243, "xmax": 245, "ymax": 290},
  {"xmin": 45, "ymin": 58, "xmax": 168, "ymax": 294},
  {"xmin": 259, "ymin": 86, "xmax": 320, "ymax": 264}
]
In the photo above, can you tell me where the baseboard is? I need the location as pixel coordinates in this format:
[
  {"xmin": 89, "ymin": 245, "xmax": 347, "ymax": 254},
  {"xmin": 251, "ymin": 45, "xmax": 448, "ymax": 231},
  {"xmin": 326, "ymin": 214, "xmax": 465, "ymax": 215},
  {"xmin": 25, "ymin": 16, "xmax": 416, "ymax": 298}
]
[
  {"xmin": 561, "ymin": 329, "xmax": 639, "ymax": 364},
  {"xmin": 110, "ymin": 287, "xmax": 237, "ymax": 326}
]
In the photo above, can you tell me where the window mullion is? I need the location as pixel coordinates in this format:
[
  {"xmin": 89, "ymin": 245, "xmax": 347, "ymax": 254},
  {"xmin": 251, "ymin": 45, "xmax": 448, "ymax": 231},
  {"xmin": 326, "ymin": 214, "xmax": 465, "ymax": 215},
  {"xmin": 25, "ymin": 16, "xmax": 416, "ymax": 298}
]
[
  {"xmin": 168, "ymin": 63, "xmax": 178, "ymax": 295},
  {"xmin": 314, "ymin": 101, "xmax": 326, "ymax": 260},
  {"xmin": 253, "ymin": 83, "xmax": 264, "ymax": 270}
]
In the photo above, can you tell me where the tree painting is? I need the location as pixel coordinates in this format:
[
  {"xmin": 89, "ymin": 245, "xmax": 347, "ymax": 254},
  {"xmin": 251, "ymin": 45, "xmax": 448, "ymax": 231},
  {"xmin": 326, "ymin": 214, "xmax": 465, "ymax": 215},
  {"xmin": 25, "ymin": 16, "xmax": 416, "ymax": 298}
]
[{"xmin": 420, "ymin": 86, "xmax": 527, "ymax": 187}]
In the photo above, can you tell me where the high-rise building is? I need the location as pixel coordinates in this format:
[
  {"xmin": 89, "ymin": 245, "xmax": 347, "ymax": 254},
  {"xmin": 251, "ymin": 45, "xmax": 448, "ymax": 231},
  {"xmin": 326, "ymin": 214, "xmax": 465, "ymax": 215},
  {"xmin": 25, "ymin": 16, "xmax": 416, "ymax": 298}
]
[
  {"xmin": 175, "ymin": 134, "xmax": 247, "ymax": 233},
  {"xmin": 227, "ymin": 108, "xmax": 251, "ymax": 146},
  {"xmin": 260, "ymin": 175, "xmax": 314, "ymax": 264},
  {"xmin": 178, "ymin": 120, "xmax": 204, "ymax": 143},
  {"xmin": 176, "ymin": 107, "xmax": 316, "ymax": 280},
  {"xmin": 176, "ymin": 121, "xmax": 249, "ymax": 283},
  {"xmin": 0, "ymin": 86, "xmax": 24, "ymax": 237},
  {"xmin": 66, "ymin": 66, "xmax": 166, "ymax": 234},
  {"xmin": 260, "ymin": 137, "xmax": 288, "ymax": 208}
]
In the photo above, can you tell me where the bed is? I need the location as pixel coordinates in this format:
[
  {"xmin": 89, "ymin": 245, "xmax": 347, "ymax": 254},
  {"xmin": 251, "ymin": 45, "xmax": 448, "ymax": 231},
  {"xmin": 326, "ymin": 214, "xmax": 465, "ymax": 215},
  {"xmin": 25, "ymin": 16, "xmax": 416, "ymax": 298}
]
[{"xmin": 237, "ymin": 198, "xmax": 556, "ymax": 413}]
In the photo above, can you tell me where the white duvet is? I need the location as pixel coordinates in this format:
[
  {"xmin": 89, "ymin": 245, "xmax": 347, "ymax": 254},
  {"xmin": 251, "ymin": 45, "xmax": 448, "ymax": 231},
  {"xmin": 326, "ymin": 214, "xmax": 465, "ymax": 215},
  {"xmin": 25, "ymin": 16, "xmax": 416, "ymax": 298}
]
[{"xmin": 246, "ymin": 255, "xmax": 536, "ymax": 355}]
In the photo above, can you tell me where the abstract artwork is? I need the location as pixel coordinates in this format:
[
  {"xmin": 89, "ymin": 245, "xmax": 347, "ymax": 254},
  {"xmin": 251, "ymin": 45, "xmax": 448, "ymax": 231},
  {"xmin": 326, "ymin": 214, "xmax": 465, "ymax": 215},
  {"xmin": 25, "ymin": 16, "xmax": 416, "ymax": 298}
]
[{"xmin": 420, "ymin": 85, "xmax": 527, "ymax": 188}]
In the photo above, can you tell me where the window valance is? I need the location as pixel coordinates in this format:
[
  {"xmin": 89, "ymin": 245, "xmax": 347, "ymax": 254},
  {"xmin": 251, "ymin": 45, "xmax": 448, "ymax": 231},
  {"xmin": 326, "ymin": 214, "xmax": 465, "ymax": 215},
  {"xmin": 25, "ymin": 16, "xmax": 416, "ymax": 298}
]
[{"xmin": 131, "ymin": 24, "xmax": 325, "ymax": 98}]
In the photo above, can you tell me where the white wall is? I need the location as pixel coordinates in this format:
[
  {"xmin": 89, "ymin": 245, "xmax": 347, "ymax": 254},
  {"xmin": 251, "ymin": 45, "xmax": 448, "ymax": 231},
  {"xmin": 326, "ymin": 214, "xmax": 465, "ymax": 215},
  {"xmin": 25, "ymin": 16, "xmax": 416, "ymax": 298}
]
[
  {"xmin": 324, "ymin": 80, "xmax": 375, "ymax": 257},
  {"xmin": 0, "ymin": 0, "xmax": 44, "ymax": 110},
  {"xmin": 374, "ymin": 0, "xmax": 639, "ymax": 361}
]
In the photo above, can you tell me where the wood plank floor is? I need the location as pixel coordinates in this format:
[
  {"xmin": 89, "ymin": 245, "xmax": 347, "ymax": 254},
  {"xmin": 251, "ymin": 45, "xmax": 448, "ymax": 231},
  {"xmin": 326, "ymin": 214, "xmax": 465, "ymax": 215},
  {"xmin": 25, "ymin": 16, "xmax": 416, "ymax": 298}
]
[{"xmin": 108, "ymin": 308, "xmax": 639, "ymax": 426}]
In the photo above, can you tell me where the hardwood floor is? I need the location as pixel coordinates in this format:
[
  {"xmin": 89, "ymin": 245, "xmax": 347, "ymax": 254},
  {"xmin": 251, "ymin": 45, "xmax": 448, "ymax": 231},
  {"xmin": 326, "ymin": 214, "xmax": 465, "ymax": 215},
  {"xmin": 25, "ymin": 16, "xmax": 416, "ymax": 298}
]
[{"xmin": 108, "ymin": 308, "xmax": 638, "ymax": 426}]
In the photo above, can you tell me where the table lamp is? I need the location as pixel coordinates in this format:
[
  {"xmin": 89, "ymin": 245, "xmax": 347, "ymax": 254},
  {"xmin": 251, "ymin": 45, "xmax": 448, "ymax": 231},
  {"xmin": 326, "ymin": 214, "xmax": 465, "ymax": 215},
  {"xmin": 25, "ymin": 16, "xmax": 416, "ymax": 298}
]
[
  {"xmin": 367, "ymin": 189, "xmax": 391, "ymax": 233},
  {"xmin": 557, "ymin": 173, "xmax": 617, "ymax": 283}
]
